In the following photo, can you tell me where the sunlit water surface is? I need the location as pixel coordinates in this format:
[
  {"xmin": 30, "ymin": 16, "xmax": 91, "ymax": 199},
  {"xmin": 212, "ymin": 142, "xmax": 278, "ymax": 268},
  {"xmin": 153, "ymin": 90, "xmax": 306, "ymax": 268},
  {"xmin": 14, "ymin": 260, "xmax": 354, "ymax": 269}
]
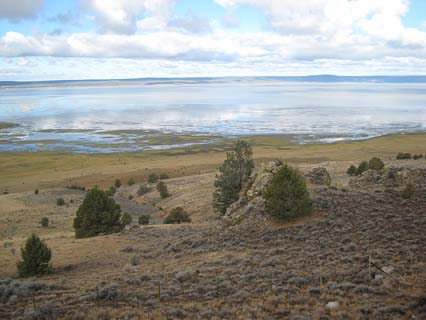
[{"xmin": 1, "ymin": 80, "xmax": 425, "ymax": 153}]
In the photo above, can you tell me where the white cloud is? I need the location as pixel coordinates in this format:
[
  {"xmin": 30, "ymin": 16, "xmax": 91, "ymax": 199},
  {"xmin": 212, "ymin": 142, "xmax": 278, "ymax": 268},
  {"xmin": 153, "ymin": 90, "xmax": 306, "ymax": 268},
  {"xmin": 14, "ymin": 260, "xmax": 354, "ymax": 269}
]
[
  {"xmin": 82, "ymin": 0, "xmax": 175, "ymax": 34},
  {"xmin": 0, "ymin": 0, "xmax": 44, "ymax": 21}
]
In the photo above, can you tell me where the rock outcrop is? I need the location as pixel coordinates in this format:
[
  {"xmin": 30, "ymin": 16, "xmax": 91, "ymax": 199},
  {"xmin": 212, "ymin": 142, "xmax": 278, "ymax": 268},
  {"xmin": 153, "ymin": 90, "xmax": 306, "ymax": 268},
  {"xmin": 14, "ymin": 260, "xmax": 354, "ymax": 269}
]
[
  {"xmin": 349, "ymin": 167, "xmax": 426, "ymax": 190},
  {"xmin": 306, "ymin": 167, "xmax": 332, "ymax": 186},
  {"xmin": 224, "ymin": 161, "xmax": 332, "ymax": 224}
]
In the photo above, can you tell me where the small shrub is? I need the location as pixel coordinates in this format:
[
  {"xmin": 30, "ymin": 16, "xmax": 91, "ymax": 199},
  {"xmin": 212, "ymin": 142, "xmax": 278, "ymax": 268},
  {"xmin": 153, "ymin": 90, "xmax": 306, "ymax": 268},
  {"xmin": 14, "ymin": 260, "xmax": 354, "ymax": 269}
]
[
  {"xmin": 68, "ymin": 185, "xmax": 85, "ymax": 191},
  {"xmin": 148, "ymin": 173, "xmax": 159, "ymax": 183},
  {"xmin": 114, "ymin": 179, "xmax": 121, "ymax": 188},
  {"xmin": 159, "ymin": 173, "xmax": 169, "ymax": 180},
  {"xmin": 130, "ymin": 255, "xmax": 141, "ymax": 266},
  {"xmin": 40, "ymin": 217, "xmax": 49, "ymax": 228},
  {"xmin": 156, "ymin": 181, "xmax": 170, "ymax": 199},
  {"xmin": 401, "ymin": 183, "xmax": 415, "ymax": 199},
  {"xmin": 137, "ymin": 185, "xmax": 151, "ymax": 196},
  {"xmin": 396, "ymin": 152, "xmax": 412, "ymax": 160},
  {"xmin": 413, "ymin": 154, "xmax": 423, "ymax": 160},
  {"xmin": 346, "ymin": 165, "xmax": 357, "ymax": 176},
  {"xmin": 121, "ymin": 212, "xmax": 132, "ymax": 226},
  {"xmin": 35, "ymin": 189, "xmax": 39, "ymax": 195},
  {"xmin": 164, "ymin": 207, "xmax": 191, "ymax": 224},
  {"xmin": 105, "ymin": 186, "xmax": 117, "ymax": 197},
  {"xmin": 368, "ymin": 157, "xmax": 384, "ymax": 171},
  {"xmin": 56, "ymin": 198, "xmax": 65, "ymax": 206},
  {"xmin": 356, "ymin": 161, "xmax": 369, "ymax": 175},
  {"xmin": 73, "ymin": 187, "xmax": 123, "ymax": 238},
  {"xmin": 17, "ymin": 234, "xmax": 52, "ymax": 277},
  {"xmin": 138, "ymin": 214, "xmax": 150, "ymax": 225},
  {"xmin": 264, "ymin": 164, "xmax": 312, "ymax": 221},
  {"xmin": 127, "ymin": 178, "xmax": 135, "ymax": 186},
  {"xmin": 128, "ymin": 195, "xmax": 133, "ymax": 200}
]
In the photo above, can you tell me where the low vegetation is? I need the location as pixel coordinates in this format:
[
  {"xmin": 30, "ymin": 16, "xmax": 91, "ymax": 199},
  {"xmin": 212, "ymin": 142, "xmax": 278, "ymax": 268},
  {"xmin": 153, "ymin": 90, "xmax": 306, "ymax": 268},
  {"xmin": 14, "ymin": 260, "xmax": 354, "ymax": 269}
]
[
  {"xmin": 114, "ymin": 179, "xmax": 121, "ymax": 188},
  {"xmin": 164, "ymin": 207, "xmax": 191, "ymax": 224},
  {"xmin": 401, "ymin": 183, "xmax": 415, "ymax": 199},
  {"xmin": 368, "ymin": 157, "xmax": 384, "ymax": 170},
  {"xmin": 413, "ymin": 154, "xmax": 424, "ymax": 160},
  {"xmin": 127, "ymin": 178, "xmax": 135, "ymax": 186},
  {"xmin": 264, "ymin": 164, "xmax": 312, "ymax": 220},
  {"xmin": 121, "ymin": 212, "xmax": 132, "ymax": 226},
  {"xmin": 157, "ymin": 181, "xmax": 171, "ymax": 199},
  {"xmin": 213, "ymin": 140, "xmax": 254, "ymax": 215},
  {"xmin": 159, "ymin": 173, "xmax": 169, "ymax": 180},
  {"xmin": 138, "ymin": 214, "xmax": 150, "ymax": 225},
  {"xmin": 40, "ymin": 217, "xmax": 49, "ymax": 228},
  {"xmin": 17, "ymin": 234, "xmax": 52, "ymax": 277},
  {"xmin": 56, "ymin": 198, "xmax": 65, "ymax": 206},
  {"xmin": 137, "ymin": 184, "xmax": 151, "ymax": 196},
  {"xmin": 148, "ymin": 173, "xmax": 159, "ymax": 183},
  {"xmin": 73, "ymin": 187, "xmax": 123, "ymax": 238},
  {"xmin": 396, "ymin": 152, "xmax": 412, "ymax": 160}
]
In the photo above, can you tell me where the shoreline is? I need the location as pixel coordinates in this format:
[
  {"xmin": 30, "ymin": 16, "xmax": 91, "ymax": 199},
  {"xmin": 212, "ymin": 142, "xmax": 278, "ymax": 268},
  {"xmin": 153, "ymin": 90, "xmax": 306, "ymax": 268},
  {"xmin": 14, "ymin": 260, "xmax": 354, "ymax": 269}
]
[{"xmin": 1, "ymin": 132, "xmax": 425, "ymax": 194}]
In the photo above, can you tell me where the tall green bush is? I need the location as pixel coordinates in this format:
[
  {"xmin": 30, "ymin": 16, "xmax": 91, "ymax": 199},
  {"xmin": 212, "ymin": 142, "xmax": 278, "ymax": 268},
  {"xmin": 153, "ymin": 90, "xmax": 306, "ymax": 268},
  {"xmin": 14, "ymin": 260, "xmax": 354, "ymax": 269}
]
[
  {"xmin": 356, "ymin": 161, "xmax": 369, "ymax": 175},
  {"xmin": 73, "ymin": 187, "xmax": 123, "ymax": 238},
  {"xmin": 368, "ymin": 157, "xmax": 384, "ymax": 171},
  {"xmin": 164, "ymin": 207, "xmax": 191, "ymax": 224},
  {"xmin": 213, "ymin": 140, "xmax": 254, "ymax": 215},
  {"xmin": 17, "ymin": 234, "xmax": 52, "ymax": 277},
  {"xmin": 264, "ymin": 164, "xmax": 312, "ymax": 221}
]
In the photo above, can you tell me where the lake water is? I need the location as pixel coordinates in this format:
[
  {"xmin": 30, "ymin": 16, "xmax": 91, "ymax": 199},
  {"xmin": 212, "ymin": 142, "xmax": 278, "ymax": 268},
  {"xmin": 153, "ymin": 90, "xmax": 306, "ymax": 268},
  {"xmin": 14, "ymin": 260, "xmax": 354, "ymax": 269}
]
[{"xmin": 1, "ymin": 79, "xmax": 426, "ymax": 153}]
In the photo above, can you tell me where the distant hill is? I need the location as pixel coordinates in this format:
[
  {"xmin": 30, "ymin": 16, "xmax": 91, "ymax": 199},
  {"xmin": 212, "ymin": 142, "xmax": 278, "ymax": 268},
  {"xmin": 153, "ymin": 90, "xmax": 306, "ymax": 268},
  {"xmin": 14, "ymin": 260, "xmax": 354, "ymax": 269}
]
[{"xmin": 1, "ymin": 75, "xmax": 426, "ymax": 87}]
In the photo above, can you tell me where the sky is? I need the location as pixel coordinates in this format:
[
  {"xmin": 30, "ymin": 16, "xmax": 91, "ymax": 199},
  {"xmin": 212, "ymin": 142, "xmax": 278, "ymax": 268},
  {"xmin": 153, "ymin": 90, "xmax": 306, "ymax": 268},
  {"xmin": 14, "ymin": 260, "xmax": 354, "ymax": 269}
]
[{"xmin": 0, "ymin": 0, "xmax": 426, "ymax": 80}]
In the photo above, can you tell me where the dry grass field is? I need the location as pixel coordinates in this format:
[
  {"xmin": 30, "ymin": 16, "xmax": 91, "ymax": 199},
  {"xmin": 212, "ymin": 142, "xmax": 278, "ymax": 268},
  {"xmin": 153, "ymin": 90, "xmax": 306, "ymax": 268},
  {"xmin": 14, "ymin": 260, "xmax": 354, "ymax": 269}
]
[{"xmin": 0, "ymin": 133, "xmax": 425, "ymax": 319}]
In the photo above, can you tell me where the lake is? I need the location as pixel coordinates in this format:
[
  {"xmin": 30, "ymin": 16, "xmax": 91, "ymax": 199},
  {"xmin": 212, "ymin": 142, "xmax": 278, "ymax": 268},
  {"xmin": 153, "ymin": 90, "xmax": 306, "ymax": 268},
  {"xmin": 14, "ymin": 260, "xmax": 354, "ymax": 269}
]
[{"xmin": 1, "ymin": 78, "xmax": 426, "ymax": 153}]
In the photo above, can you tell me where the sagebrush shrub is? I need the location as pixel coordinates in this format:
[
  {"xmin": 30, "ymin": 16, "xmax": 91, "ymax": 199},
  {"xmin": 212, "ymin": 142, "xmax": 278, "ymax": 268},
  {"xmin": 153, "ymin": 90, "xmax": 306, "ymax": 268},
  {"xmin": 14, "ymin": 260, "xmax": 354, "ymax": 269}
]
[
  {"xmin": 346, "ymin": 165, "xmax": 357, "ymax": 176},
  {"xmin": 114, "ymin": 179, "xmax": 121, "ymax": 188},
  {"xmin": 137, "ymin": 185, "xmax": 151, "ymax": 196},
  {"xmin": 127, "ymin": 178, "xmax": 135, "ymax": 186},
  {"xmin": 157, "ymin": 181, "xmax": 170, "ymax": 198},
  {"xmin": 396, "ymin": 152, "xmax": 412, "ymax": 160},
  {"xmin": 73, "ymin": 187, "xmax": 123, "ymax": 238},
  {"xmin": 56, "ymin": 198, "xmax": 65, "ymax": 206},
  {"xmin": 401, "ymin": 183, "xmax": 415, "ymax": 199},
  {"xmin": 148, "ymin": 173, "xmax": 159, "ymax": 183},
  {"xmin": 164, "ymin": 207, "xmax": 191, "ymax": 224},
  {"xmin": 159, "ymin": 173, "xmax": 169, "ymax": 180},
  {"xmin": 17, "ymin": 234, "xmax": 52, "ymax": 277},
  {"xmin": 368, "ymin": 157, "xmax": 384, "ymax": 171},
  {"xmin": 40, "ymin": 217, "xmax": 49, "ymax": 228},
  {"xmin": 264, "ymin": 164, "xmax": 312, "ymax": 221},
  {"xmin": 121, "ymin": 212, "xmax": 132, "ymax": 226},
  {"xmin": 138, "ymin": 214, "xmax": 150, "ymax": 225},
  {"xmin": 356, "ymin": 161, "xmax": 369, "ymax": 175}
]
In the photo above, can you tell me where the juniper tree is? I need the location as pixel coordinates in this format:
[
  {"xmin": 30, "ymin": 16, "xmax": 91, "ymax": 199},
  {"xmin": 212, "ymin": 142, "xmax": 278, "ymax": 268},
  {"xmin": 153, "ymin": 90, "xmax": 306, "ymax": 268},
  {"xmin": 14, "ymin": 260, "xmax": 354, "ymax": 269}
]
[
  {"xmin": 213, "ymin": 140, "xmax": 254, "ymax": 215},
  {"xmin": 17, "ymin": 234, "xmax": 52, "ymax": 277},
  {"xmin": 73, "ymin": 187, "xmax": 123, "ymax": 238}
]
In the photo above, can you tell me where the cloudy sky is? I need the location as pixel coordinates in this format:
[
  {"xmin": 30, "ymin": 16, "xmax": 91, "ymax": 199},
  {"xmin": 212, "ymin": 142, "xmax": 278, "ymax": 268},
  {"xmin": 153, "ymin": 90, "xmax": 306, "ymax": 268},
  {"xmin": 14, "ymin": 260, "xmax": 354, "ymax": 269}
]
[{"xmin": 1, "ymin": 0, "xmax": 426, "ymax": 80}]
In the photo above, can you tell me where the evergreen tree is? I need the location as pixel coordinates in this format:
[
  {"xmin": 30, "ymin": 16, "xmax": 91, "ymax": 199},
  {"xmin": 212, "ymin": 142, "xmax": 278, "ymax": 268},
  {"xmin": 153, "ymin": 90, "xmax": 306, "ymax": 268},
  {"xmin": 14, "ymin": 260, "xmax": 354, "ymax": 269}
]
[
  {"xmin": 73, "ymin": 187, "xmax": 123, "ymax": 238},
  {"xmin": 17, "ymin": 234, "xmax": 52, "ymax": 277},
  {"xmin": 264, "ymin": 164, "xmax": 312, "ymax": 220},
  {"xmin": 213, "ymin": 140, "xmax": 254, "ymax": 215}
]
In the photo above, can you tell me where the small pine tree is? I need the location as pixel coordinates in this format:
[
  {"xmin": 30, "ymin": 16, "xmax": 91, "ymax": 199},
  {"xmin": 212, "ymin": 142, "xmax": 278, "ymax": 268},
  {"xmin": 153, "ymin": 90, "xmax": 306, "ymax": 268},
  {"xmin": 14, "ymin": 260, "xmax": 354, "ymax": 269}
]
[
  {"xmin": 121, "ymin": 212, "xmax": 132, "ymax": 226},
  {"xmin": 157, "ymin": 181, "xmax": 170, "ymax": 198},
  {"xmin": 264, "ymin": 164, "xmax": 312, "ymax": 221},
  {"xmin": 356, "ymin": 161, "xmax": 369, "ymax": 175},
  {"xmin": 114, "ymin": 179, "xmax": 121, "ymax": 188},
  {"xmin": 138, "ymin": 214, "xmax": 150, "ymax": 225},
  {"xmin": 368, "ymin": 157, "xmax": 384, "ymax": 171},
  {"xmin": 73, "ymin": 187, "xmax": 123, "ymax": 238},
  {"xmin": 346, "ymin": 165, "xmax": 357, "ymax": 176},
  {"xmin": 213, "ymin": 140, "xmax": 254, "ymax": 215},
  {"xmin": 148, "ymin": 173, "xmax": 159, "ymax": 183},
  {"xmin": 164, "ymin": 207, "xmax": 191, "ymax": 224},
  {"xmin": 40, "ymin": 217, "xmax": 49, "ymax": 228},
  {"xmin": 17, "ymin": 234, "xmax": 52, "ymax": 277}
]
